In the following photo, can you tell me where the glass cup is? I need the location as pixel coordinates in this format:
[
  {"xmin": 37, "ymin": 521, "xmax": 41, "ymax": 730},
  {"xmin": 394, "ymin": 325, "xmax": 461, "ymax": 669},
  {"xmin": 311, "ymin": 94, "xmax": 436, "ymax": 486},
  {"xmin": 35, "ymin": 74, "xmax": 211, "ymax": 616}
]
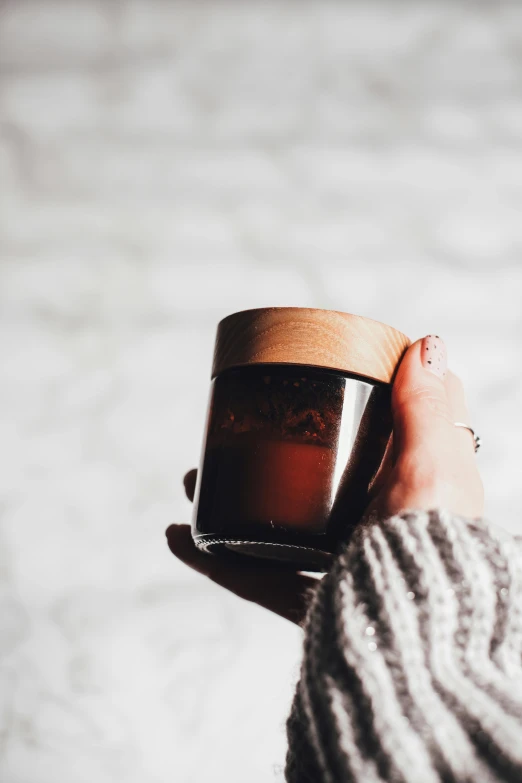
[{"xmin": 191, "ymin": 307, "xmax": 410, "ymax": 571}]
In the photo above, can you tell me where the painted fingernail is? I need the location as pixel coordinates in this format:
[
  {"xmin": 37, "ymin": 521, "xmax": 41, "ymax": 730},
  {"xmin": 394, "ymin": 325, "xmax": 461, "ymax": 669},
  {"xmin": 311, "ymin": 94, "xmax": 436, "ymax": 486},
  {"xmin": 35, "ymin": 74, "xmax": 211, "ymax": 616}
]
[{"xmin": 421, "ymin": 334, "xmax": 447, "ymax": 378}]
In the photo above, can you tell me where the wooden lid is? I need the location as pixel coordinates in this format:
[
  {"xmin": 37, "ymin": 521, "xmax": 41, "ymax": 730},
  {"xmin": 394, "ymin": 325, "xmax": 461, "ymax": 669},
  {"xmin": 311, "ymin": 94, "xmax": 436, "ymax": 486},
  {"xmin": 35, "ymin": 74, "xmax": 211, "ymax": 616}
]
[{"xmin": 211, "ymin": 307, "xmax": 410, "ymax": 384}]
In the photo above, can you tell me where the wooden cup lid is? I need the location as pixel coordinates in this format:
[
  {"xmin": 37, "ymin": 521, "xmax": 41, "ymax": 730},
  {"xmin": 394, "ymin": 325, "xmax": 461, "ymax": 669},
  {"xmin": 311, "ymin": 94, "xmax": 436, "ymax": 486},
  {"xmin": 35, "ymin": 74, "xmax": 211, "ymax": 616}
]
[{"xmin": 212, "ymin": 307, "xmax": 410, "ymax": 384}]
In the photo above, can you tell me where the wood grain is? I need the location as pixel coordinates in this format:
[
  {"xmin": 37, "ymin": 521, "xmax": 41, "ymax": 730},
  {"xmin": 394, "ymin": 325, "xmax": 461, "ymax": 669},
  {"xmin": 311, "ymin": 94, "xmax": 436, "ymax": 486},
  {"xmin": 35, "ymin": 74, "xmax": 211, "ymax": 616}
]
[{"xmin": 212, "ymin": 307, "xmax": 410, "ymax": 384}]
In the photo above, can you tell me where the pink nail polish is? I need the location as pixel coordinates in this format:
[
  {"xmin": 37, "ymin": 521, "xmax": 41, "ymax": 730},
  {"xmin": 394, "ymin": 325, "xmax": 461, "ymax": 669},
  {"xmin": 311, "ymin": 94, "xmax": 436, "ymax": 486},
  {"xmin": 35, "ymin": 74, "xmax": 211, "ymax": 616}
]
[{"xmin": 421, "ymin": 334, "xmax": 447, "ymax": 378}]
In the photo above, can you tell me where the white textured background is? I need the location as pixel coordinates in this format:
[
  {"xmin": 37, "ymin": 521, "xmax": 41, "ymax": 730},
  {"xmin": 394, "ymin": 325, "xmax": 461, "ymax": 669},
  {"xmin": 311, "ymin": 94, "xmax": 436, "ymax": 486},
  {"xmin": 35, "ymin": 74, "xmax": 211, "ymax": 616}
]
[{"xmin": 1, "ymin": 2, "xmax": 521, "ymax": 781}]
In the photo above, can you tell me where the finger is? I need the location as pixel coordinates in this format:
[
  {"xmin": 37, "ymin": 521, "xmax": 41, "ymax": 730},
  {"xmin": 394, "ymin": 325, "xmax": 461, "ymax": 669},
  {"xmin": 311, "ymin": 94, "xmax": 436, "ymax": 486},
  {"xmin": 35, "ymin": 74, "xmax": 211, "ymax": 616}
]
[
  {"xmin": 368, "ymin": 366, "xmax": 473, "ymax": 507},
  {"xmin": 184, "ymin": 469, "xmax": 198, "ymax": 502},
  {"xmin": 446, "ymin": 370, "xmax": 477, "ymax": 456},
  {"xmin": 165, "ymin": 524, "xmax": 319, "ymax": 626},
  {"xmin": 391, "ymin": 335, "xmax": 470, "ymax": 465}
]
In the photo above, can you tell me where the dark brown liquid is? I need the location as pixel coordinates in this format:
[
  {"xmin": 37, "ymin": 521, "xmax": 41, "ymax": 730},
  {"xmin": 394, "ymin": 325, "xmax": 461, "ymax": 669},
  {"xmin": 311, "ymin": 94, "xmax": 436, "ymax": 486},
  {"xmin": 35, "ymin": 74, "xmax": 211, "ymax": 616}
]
[{"xmin": 200, "ymin": 436, "xmax": 335, "ymax": 533}]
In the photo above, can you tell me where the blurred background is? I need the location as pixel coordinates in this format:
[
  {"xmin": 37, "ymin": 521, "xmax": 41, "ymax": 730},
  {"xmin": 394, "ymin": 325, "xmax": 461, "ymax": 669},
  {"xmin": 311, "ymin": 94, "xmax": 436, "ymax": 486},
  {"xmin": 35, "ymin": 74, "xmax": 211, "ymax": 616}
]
[{"xmin": 1, "ymin": 1, "xmax": 521, "ymax": 781}]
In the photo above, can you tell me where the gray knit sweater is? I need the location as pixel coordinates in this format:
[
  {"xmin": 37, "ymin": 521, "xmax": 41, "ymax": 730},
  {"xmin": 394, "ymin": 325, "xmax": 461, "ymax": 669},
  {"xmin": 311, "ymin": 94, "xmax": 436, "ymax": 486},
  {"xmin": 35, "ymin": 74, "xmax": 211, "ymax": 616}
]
[{"xmin": 285, "ymin": 508, "xmax": 522, "ymax": 783}]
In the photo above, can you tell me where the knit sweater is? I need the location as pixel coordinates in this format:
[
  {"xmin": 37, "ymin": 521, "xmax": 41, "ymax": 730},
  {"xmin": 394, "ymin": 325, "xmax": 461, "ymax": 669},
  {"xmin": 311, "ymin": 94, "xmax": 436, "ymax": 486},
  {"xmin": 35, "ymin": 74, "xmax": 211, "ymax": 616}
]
[{"xmin": 285, "ymin": 508, "xmax": 522, "ymax": 783}]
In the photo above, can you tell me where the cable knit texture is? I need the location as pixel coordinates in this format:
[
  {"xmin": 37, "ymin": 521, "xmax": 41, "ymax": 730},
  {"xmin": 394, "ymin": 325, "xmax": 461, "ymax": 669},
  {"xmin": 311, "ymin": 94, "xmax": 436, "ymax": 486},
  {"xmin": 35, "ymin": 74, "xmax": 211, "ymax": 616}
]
[{"xmin": 285, "ymin": 508, "xmax": 522, "ymax": 783}]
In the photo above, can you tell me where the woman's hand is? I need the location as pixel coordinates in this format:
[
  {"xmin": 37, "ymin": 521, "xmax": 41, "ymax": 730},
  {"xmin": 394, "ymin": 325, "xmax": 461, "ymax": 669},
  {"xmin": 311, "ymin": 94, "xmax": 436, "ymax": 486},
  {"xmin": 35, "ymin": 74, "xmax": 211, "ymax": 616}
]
[{"xmin": 166, "ymin": 335, "xmax": 484, "ymax": 625}]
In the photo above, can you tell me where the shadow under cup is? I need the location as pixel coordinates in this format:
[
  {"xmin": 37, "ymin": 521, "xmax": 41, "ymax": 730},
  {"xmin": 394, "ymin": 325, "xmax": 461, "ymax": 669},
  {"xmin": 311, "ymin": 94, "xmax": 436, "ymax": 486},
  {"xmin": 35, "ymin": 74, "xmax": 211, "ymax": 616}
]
[{"xmin": 191, "ymin": 363, "xmax": 393, "ymax": 572}]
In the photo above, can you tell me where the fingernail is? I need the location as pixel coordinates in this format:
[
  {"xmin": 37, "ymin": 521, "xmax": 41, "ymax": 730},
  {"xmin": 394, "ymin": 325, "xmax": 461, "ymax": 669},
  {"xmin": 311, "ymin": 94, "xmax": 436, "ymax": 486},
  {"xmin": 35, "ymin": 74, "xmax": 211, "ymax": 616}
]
[{"xmin": 421, "ymin": 334, "xmax": 447, "ymax": 378}]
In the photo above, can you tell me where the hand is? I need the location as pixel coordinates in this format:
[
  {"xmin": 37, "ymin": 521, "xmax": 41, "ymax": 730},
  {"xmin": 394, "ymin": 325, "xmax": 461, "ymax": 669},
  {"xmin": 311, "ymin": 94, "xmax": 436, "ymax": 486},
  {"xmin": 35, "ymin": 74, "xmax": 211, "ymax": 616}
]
[{"xmin": 166, "ymin": 335, "xmax": 484, "ymax": 626}]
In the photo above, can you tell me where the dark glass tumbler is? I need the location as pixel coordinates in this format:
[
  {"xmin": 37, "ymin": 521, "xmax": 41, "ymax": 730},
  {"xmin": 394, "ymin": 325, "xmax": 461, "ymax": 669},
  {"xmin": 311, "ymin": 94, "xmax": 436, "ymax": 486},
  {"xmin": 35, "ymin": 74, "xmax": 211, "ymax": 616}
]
[{"xmin": 192, "ymin": 363, "xmax": 393, "ymax": 571}]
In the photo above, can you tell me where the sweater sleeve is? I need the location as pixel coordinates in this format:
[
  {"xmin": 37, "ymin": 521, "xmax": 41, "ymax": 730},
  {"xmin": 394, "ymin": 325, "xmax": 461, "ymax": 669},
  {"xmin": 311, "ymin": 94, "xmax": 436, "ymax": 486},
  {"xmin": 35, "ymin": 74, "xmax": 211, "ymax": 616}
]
[{"xmin": 285, "ymin": 508, "xmax": 522, "ymax": 783}]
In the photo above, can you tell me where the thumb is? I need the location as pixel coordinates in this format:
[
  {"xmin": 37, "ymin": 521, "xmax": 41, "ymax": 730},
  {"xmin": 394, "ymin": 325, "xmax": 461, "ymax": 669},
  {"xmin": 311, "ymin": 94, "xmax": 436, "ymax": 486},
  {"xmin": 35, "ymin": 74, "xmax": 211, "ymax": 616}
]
[
  {"xmin": 365, "ymin": 334, "xmax": 483, "ymax": 522},
  {"xmin": 391, "ymin": 334, "xmax": 452, "ymax": 461}
]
